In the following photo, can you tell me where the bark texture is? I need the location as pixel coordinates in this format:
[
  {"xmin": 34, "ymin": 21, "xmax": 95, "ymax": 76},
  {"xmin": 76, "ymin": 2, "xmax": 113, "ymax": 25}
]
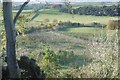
[{"xmin": 3, "ymin": 2, "xmax": 20, "ymax": 78}]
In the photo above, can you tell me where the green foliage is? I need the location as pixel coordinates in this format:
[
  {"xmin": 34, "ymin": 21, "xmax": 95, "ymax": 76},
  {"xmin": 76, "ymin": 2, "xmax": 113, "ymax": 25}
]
[
  {"xmin": 0, "ymin": 8, "xmax": 2, "ymax": 16},
  {"xmin": 1, "ymin": 19, "xmax": 7, "ymax": 65},
  {"xmin": 16, "ymin": 14, "xmax": 31, "ymax": 35},
  {"xmin": 40, "ymin": 48, "xmax": 60, "ymax": 78},
  {"xmin": 37, "ymin": 19, "xmax": 59, "ymax": 30},
  {"xmin": 61, "ymin": 4, "xmax": 118, "ymax": 16},
  {"xmin": 1, "ymin": 28, "xmax": 6, "ymax": 51}
]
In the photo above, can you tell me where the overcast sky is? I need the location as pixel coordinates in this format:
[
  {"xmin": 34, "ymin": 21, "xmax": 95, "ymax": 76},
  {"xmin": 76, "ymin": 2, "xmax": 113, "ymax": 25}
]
[
  {"xmin": 1, "ymin": 0, "xmax": 119, "ymax": 2},
  {"xmin": 12, "ymin": 0, "xmax": 119, "ymax": 2}
]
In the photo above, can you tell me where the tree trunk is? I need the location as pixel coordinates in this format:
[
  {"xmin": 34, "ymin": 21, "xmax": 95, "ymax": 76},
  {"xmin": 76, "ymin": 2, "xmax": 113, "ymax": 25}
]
[{"xmin": 3, "ymin": 1, "xmax": 20, "ymax": 78}]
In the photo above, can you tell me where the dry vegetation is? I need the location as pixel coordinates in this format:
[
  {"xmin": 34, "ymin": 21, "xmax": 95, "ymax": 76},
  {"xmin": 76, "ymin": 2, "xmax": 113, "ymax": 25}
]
[
  {"xmin": 1, "ymin": 3, "xmax": 119, "ymax": 78},
  {"xmin": 107, "ymin": 20, "xmax": 120, "ymax": 30}
]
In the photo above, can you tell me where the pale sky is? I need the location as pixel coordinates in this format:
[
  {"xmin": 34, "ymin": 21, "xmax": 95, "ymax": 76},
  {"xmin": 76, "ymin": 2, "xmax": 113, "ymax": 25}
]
[
  {"xmin": 12, "ymin": 0, "xmax": 120, "ymax": 2},
  {"xmin": 1, "ymin": 0, "xmax": 119, "ymax": 2}
]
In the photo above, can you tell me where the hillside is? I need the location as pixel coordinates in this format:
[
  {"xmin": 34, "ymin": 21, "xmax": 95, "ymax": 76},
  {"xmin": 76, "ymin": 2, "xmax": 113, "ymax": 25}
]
[{"xmin": 1, "ymin": 2, "xmax": 119, "ymax": 78}]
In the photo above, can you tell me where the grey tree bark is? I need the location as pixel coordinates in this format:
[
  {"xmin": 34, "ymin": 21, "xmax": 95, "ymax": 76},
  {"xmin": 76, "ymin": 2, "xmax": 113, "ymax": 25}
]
[
  {"xmin": 3, "ymin": 0, "xmax": 30, "ymax": 78},
  {"xmin": 3, "ymin": 1, "xmax": 20, "ymax": 78}
]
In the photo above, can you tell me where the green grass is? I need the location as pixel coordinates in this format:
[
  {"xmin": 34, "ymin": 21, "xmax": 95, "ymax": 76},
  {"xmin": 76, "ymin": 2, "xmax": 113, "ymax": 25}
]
[
  {"xmin": 65, "ymin": 27, "xmax": 101, "ymax": 33},
  {"xmin": 33, "ymin": 9, "xmax": 118, "ymax": 24},
  {"xmin": 14, "ymin": 8, "xmax": 118, "ymax": 55},
  {"xmin": 12, "ymin": 10, "xmax": 33, "ymax": 13},
  {"xmin": 13, "ymin": 9, "xmax": 118, "ymax": 27},
  {"xmin": 58, "ymin": 27, "xmax": 100, "ymax": 37},
  {"xmin": 65, "ymin": 27, "xmax": 117, "ymax": 35},
  {"xmin": 11, "ymin": 7, "xmax": 119, "ymax": 78},
  {"xmin": 2, "ymin": 5, "xmax": 119, "ymax": 78}
]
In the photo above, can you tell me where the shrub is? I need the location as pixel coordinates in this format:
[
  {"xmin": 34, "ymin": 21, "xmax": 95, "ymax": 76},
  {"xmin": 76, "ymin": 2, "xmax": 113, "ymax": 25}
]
[
  {"xmin": 107, "ymin": 20, "xmax": 119, "ymax": 30},
  {"xmin": 40, "ymin": 48, "xmax": 60, "ymax": 78}
]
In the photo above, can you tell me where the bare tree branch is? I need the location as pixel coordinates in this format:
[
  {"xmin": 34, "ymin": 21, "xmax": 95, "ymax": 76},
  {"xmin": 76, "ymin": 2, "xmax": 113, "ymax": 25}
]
[{"xmin": 13, "ymin": 0, "xmax": 30, "ymax": 25}]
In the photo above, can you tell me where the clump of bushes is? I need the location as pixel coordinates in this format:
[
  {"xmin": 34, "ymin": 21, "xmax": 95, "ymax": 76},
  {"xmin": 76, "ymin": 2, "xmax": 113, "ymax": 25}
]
[
  {"xmin": 90, "ymin": 22, "xmax": 106, "ymax": 28},
  {"xmin": 38, "ymin": 19, "xmax": 59, "ymax": 30},
  {"xmin": 35, "ymin": 48, "xmax": 90, "ymax": 78},
  {"xmin": 107, "ymin": 20, "xmax": 120, "ymax": 30},
  {"xmin": 56, "ymin": 21, "xmax": 105, "ymax": 31},
  {"xmin": 40, "ymin": 48, "xmax": 60, "ymax": 78}
]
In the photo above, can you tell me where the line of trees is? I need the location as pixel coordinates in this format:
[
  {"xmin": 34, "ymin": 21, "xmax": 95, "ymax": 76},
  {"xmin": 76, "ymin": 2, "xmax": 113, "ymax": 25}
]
[{"xmin": 60, "ymin": 5, "xmax": 119, "ymax": 16}]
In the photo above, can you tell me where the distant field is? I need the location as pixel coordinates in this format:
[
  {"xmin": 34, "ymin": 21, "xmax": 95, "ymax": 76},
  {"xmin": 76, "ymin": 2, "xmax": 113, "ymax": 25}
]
[
  {"xmin": 16, "ymin": 8, "xmax": 118, "ymax": 29},
  {"xmin": 13, "ymin": 9, "xmax": 118, "ymax": 27},
  {"xmin": 32, "ymin": 9, "xmax": 118, "ymax": 24}
]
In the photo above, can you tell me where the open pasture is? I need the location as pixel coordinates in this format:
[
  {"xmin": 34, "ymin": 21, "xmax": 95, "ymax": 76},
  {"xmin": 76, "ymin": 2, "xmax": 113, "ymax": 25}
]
[
  {"xmin": 13, "ymin": 9, "xmax": 118, "ymax": 28},
  {"xmin": 3, "ymin": 6, "xmax": 119, "ymax": 78},
  {"xmin": 33, "ymin": 9, "xmax": 118, "ymax": 24}
]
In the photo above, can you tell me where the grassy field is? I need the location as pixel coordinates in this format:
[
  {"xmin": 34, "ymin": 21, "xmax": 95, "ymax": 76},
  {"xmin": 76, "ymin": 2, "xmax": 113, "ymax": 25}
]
[
  {"xmin": 14, "ymin": 8, "xmax": 118, "ymax": 57},
  {"xmin": 13, "ymin": 9, "xmax": 118, "ymax": 27},
  {"xmin": 32, "ymin": 9, "xmax": 118, "ymax": 24},
  {"xmin": 2, "ymin": 7, "xmax": 119, "ymax": 78},
  {"xmin": 16, "ymin": 25, "xmax": 118, "ymax": 75}
]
